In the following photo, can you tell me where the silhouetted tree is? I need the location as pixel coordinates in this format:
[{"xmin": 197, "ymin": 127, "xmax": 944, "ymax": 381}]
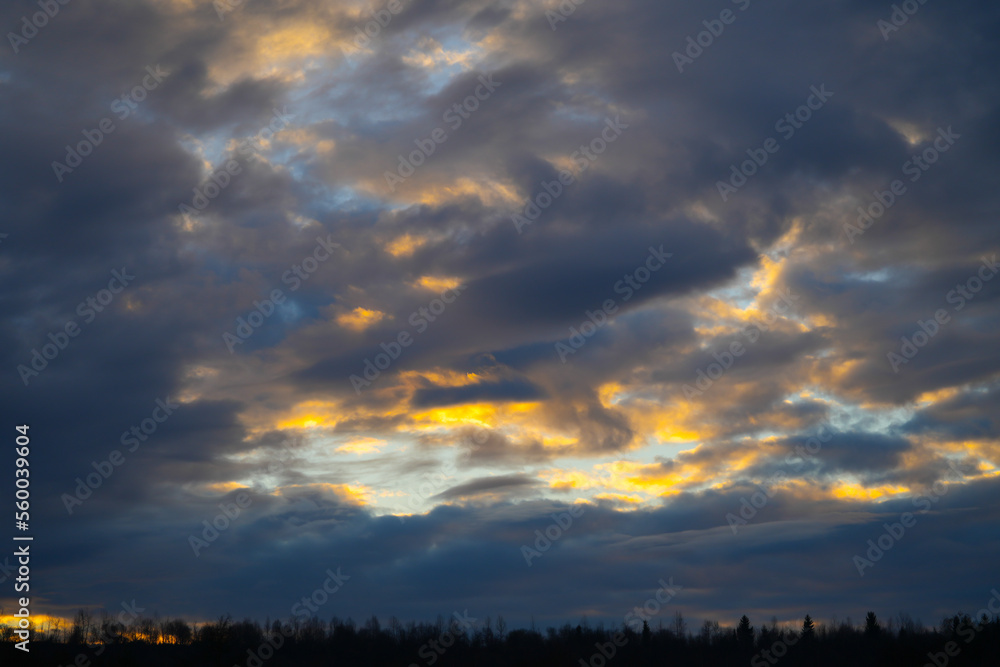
[
  {"xmin": 69, "ymin": 609, "xmax": 91, "ymax": 644},
  {"xmin": 864, "ymin": 611, "xmax": 881, "ymax": 638},
  {"xmin": 737, "ymin": 614, "xmax": 754, "ymax": 652},
  {"xmin": 673, "ymin": 611, "xmax": 687, "ymax": 638},
  {"xmin": 5, "ymin": 603, "xmax": 1000, "ymax": 667},
  {"xmin": 163, "ymin": 618, "xmax": 192, "ymax": 644}
]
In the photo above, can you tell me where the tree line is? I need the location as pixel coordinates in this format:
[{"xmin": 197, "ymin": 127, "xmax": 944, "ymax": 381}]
[{"xmin": 2, "ymin": 606, "xmax": 998, "ymax": 666}]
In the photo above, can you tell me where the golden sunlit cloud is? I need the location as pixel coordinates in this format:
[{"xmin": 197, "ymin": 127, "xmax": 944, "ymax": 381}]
[
  {"xmin": 384, "ymin": 234, "xmax": 427, "ymax": 257},
  {"xmin": 541, "ymin": 469, "xmax": 602, "ymax": 492},
  {"xmin": 413, "ymin": 275, "xmax": 463, "ymax": 292},
  {"xmin": 277, "ymin": 482, "xmax": 374, "ymax": 506},
  {"xmin": 274, "ymin": 400, "xmax": 341, "ymax": 431},
  {"xmin": 203, "ymin": 481, "xmax": 249, "ymax": 494},
  {"xmin": 831, "ymin": 483, "xmax": 911, "ymax": 502},
  {"xmin": 337, "ymin": 307, "xmax": 387, "ymax": 331},
  {"xmin": 336, "ymin": 437, "xmax": 387, "ymax": 455},
  {"xmin": 594, "ymin": 492, "xmax": 646, "ymax": 505},
  {"xmin": 414, "ymin": 177, "xmax": 521, "ymax": 208}
]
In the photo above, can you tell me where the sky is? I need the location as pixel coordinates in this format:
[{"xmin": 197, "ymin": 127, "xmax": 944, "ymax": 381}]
[{"xmin": 1, "ymin": 0, "xmax": 999, "ymax": 633}]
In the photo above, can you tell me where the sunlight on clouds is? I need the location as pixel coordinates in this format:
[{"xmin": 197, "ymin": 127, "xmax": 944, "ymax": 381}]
[
  {"xmin": 411, "ymin": 403, "xmax": 501, "ymax": 430},
  {"xmin": 336, "ymin": 437, "xmax": 387, "ymax": 455},
  {"xmin": 595, "ymin": 460, "xmax": 685, "ymax": 497},
  {"xmin": 593, "ymin": 492, "xmax": 646, "ymax": 505},
  {"xmin": 407, "ymin": 401, "xmax": 551, "ymax": 447},
  {"xmin": 748, "ymin": 254, "xmax": 788, "ymax": 305},
  {"xmin": 337, "ymin": 307, "xmax": 387, "ymax": 332},
  {"xmin": 913, "ymin": 387, "xmax": 963, "ymax": 407},
  {"xmin": 414, "ymin": 177, "xmax": 522, "ymax": 208},
  {"xmin": 886, "ymin": 118, "xmax": 930, "ymax": 146},
  {"xmin": 384, "ymin": 234, "xmax": 428, "ymax": 258},
  {"xmin": 277, "ymin": 482, "xmax": 374, "ymax": 506},
  {"xmin": 207, "ymin": 18, "xmax": 350, "ymax": 88},
  {"xmin": 204, "ymin": 481, "xmax": 248, "ymax": 494},
  {"xmin": 398, "ymin": 368, "xmax": 481, "ymax": 388},
  {"xmin": 541, "ymin": 434, "xmax": 577, "ymax": 447},
  {"xmin": 832, "ymin": 482, "xmax": 910, "ymax": 501},
  {"xmin": 541, "ymin": 469, "xmax": 602, "ymax": 492},
  {"xmin": 252, "ymin": 22, "xmax": 333, "ymax": 71},
  {"xmin": 0, "ymin": 614, "xmax": 70, "ymax": 629},
  {"xmin": 274, "ymin": 400, "xmax": 341, "ymax": 431},
  {"xmin": 280, "ymin": 128, "xmax": 337, "ymax": 157},
  {"xmin": 412, "ymin": 275, "xmax": 463, "ymax": 292},
  {"xmin": 600, "ymin": 385, "xmax": 704, "ymax": 444},
  {"xmin": 402, "ymin": 37, "xmax": 481, "ymax": 72},
  {"xmin": 647, "ymin": 411, "xmax": 703, "ymax": 444}
]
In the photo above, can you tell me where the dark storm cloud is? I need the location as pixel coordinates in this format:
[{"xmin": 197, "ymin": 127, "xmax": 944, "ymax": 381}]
[
  {"xmin": 744, "ymin": 432, "xmax": 913, "ymax": 480},
  {"xmin": 412, "ymin": 377, "xmax": 545, "ymax": 407},
  {"xmin": 903, "ymin": 381, "xmax": 1000, "ymax": 440}
]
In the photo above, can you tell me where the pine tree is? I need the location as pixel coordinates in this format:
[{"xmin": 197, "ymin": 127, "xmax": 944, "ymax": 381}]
[
  {"xmin": 802, "ymin": 614, "xmax": 815, "ymax": 638},
  {"xmin": 737, "ymin": 615, "xmax": 754, "ymax": 651},
  {"xmin": 864, "ymin": 611, "xmax": 881, "ymax": 638}
]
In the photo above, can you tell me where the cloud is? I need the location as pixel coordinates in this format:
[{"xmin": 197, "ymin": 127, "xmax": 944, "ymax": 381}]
[{"xmin": 1, "ymin": 0, "xmax": 999, "ymax": 630}]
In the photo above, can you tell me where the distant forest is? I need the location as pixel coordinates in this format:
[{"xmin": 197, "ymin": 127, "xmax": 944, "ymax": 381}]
[{"xmin": 3, "ymin": 608, "xmax": 998, "ymax": 666}]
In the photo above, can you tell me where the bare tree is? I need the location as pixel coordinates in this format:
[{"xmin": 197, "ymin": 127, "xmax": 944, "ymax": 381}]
[{"xmin": 673, "ymin": 611, "xmax": 687, "ymax": 638}]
